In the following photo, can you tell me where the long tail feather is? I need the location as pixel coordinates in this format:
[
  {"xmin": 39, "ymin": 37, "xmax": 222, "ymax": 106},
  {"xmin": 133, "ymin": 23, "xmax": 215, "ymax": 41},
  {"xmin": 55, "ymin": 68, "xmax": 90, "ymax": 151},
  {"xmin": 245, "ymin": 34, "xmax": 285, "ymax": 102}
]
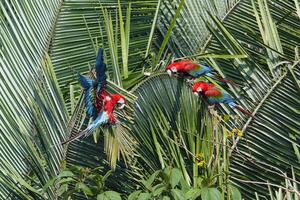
[
  {"xmin": 216, "ymin": 77, "xmax": 241, "ymax": 87},
  {"xmin": 61, "ymin": 123, "xmax": 97, "ymax": 145},
  {"xmin": 209, "ymin": 73, "xmax": 241, "ymax": 87},
  {"xmin": 61, "ymin": 130, "xmax": 87, "ymax": 145},
  {"xmin": 235, "ymin": 105, "xmax": 254, "ymax": 118}
]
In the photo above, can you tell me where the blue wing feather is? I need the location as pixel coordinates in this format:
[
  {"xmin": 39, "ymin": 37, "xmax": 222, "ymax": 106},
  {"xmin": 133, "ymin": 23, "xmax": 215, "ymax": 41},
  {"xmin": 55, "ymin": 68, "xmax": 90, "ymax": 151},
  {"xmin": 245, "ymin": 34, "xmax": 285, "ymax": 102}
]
[
  {"xmin": 188, "ymin": 64, "xmax": 213, "ymax": 77},
  {"xmin": 61, "ymin": 111, "xmax": 109, "ymax": 145},
  {"xmin": 78, "ymin": 74, "xmax": 95, "ymax": 117},
  {"xmin": 77, "ymin": 48, "xmax": 107, "ymax": 117},
  {"xmin": 95, "ymin": 48, "xmax": 107, "ymax": 91},
  {"xmin": 84, "ymin": 111, "xmax": 109, "ymax": 137},
  {"xmin": 207, "ymin": 90, "xmax": 234, "ymax": 105}
]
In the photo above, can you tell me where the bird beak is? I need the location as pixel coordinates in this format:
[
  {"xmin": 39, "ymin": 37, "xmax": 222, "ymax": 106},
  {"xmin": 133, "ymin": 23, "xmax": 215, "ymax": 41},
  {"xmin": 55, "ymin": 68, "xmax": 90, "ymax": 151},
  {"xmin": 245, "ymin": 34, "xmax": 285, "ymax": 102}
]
[
  {"xmin": 193, "ymin": 92, "xmax": 199, "ymax": 96},
  {"xmin": 197, "ymin": 88, "xmax": 202, "ymax": 92},
  {"xmin": 118, "ymin": 103, "xmax": 125, "ymax": 109},
  {"xmin": 117, "ymin": 98, "xmax": 125, "ymax": 109},
  {"xmin": 167, "ymin": 69, "xmax": 172, "ymax": 76}
]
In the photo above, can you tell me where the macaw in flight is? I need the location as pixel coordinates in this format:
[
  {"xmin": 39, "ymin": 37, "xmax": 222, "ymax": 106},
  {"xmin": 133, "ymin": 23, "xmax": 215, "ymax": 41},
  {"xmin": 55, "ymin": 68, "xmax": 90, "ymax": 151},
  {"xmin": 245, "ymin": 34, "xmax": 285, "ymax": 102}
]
[
  {"xmin": 62, "ymin": 48, "xmax": 126, "ymax": 145},
  {"xmin": 192, "ymin": 81, "xmax": 253, "ymax": 117},
  {"xmin": 165, "ymin": 60, "xmax": 233, "ymax": 84}
]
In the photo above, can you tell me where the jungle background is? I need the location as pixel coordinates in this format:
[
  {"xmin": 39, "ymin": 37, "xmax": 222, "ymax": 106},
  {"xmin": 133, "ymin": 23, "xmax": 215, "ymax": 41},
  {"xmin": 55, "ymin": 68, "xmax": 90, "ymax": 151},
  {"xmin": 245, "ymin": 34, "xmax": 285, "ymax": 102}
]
[{"xmin": 0, "ymin": 0, "xmax": 299, "ymax": 199}]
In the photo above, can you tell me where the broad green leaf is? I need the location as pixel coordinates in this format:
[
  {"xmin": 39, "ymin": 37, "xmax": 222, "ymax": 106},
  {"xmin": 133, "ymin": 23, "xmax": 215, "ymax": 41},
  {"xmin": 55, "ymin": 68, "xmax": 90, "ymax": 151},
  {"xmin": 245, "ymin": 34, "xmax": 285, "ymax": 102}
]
[
  {"xmin": 152, "ymin": 183, "xmax": 166, "ymax": 197},
  {"xmin": 201, "ymin": 188, "xmax": 222, "ymax": 200},
  {"xmin": 142, "ymin": 170, "xmax": 160, "ymax": 190},
  {"xmin": 185, "ymin": 188, "xmax": 202, "ymax": 200},
  {"xmin": 97, "ymin": 191, "xmax": 122, "ymax": 200},
  {"xmin": 137, "ymin": 192, "xmax": 152, "ymax": 200},
  {"xmin": 57, "ymin": 171, "xmax": 75, "ymax": 178},
  {"xmin": 57, "ymin": 184, "xmax": 68, "ymax": 197},
  {"xmin": 229, "ymin": 185, "xmax": 242, "ymax": 200},
  {"xmin": 171, "ymin": 189, "xmax": 185, "ymax": 200},
  {"xmin": 76, "ymin": 182, "xmax": 93, "ymax": 196},
  {"xmin": 43, "ymin": 178, "xmax": 57, "ymax": 191},
  {"xmin": 128, "ymin": 190, "xmax": 142, "ymax": 200},
  {"xmin": 57, "ymin": 177, "xmax": 76, "ymax": 185},
  {"xmin": 170, "ymin": 168, "xmax": 182, "ymax": 188}
]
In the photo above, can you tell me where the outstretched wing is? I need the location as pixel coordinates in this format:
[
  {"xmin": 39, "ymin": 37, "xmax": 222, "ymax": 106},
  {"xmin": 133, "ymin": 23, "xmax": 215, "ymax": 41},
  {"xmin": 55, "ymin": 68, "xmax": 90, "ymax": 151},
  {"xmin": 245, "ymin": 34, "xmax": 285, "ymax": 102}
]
[
  {"xmin": 95, "ymin": 48, "xmax": 107, "ymax": 92},
  {"xmin": 61, "ymin": 111, "xmax": 109, "ymax": 145},
  {"xmin": 78, "ymin": 74, "xmax": 95, "ymax": 117}
]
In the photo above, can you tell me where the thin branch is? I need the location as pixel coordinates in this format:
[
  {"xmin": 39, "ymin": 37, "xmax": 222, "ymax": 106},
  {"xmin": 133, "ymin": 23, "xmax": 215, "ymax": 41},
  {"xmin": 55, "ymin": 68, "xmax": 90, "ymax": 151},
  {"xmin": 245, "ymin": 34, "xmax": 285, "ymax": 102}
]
[{"xmin": 230, "ymin": 61, "xmax": 300, "ymax": 153}]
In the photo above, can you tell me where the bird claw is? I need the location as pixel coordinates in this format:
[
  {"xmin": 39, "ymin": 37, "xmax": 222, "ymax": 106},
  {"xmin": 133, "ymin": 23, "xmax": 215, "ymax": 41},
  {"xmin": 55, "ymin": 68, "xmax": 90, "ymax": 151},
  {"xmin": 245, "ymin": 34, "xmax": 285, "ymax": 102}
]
[
  {"xmin": 208, "ymin": 105, "xmax": 215, "ymax": 110},
  {"xmin": 185, "ymin": 79, "xmax": 194, "ymax": 86}
]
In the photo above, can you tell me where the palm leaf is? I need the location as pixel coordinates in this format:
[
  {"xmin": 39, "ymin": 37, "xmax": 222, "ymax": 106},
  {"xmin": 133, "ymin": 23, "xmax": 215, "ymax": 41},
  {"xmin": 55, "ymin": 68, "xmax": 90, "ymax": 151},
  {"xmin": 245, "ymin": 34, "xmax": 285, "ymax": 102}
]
[
  {"xmin": 0, "ymin": 0, "xmax": 69, "ymax": 198},
  {"xmin": 49, "ymin": 0, "xmax": 158, "ymax": 113},
  {"xmin": 196, "ymin": 1, "xmax": 300, "ymax": 198}
]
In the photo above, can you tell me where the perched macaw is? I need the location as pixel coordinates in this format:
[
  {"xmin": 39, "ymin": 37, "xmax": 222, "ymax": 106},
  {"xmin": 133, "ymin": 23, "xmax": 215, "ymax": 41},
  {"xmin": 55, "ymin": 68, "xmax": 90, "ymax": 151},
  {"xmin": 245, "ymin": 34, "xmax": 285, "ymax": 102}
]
[
  {"xmin": 166, "ymin": 60, "xmax": 233, "ymax": 84},
  {"xmin": 192, "ymin": 81, "xmax": 253, "ymax": 117},
  {"xmin": 62, "ymin": 48, "xmax": 126, "ymax": 145},
  {"xmin": 166, "ymin": 60, "xmax": 213, "ymax": 77}
]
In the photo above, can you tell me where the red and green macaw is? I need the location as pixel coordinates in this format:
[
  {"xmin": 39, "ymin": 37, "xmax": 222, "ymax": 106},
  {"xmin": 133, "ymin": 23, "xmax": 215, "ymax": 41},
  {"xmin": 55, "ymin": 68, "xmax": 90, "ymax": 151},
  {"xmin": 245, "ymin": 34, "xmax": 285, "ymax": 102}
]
[
  {"xmin": 62, "ymin": 48, "xmax": 126, "ymax": 144},
  {"xmin": 192, "ymin": 81, "xmax": 253, "ymax": 117},
  {"xmin": 165, "ymin": 60, "xmax": 233, "ymax": 84}
]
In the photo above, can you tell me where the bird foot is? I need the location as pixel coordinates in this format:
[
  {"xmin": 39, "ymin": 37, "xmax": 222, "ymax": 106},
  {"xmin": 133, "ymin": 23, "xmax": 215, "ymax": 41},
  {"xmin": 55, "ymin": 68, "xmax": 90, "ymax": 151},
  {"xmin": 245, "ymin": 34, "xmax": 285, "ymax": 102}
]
[
  {"xmin": 208, "ymin": 105, "xmax": 215, "ymax": 110},
  {"xmin": 185, "ymin": 79, "xmax": 194, "ymax": 86}
]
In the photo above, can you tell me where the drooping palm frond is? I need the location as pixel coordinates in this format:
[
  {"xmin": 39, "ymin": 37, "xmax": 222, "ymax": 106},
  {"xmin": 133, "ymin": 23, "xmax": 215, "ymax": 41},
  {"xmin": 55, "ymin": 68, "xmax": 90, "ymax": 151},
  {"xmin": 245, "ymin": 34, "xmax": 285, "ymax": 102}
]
[
  {"xmin": 194, "ymin": 1, "xmax": 300, "ymax": 198},
  {"xmin": 0, "ymin": 0, "xmax": 70, "ymax": 199},
  {"xmin": 63, "ymin": 83, "xmax": 139, "ymax": 199},
  {"xmin": 157, "ymin": 0, "xmax": 240, "ymax": 56},
  {"xmin": 49, "ymin": 0, "xmax": 158, "ymax": 113},
  {"xmin": 128, "ymin": 73, "xmax": 232, "ymax": 190}
]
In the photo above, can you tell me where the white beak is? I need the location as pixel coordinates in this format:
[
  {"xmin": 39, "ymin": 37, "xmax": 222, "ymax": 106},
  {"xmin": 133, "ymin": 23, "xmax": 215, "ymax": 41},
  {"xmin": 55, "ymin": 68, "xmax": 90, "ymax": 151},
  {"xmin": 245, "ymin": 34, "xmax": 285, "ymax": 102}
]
[
  {"xmin": 118, "ymin": 103, "xmax": 125, "ymax": 109},
  {"xmin": 193, "ymin": 92, "xmax": 199, "ymax": 96},
  {"xmin": 117, "ymin": 98, "xmax": 125, "ymax": 109},
  {"xmin": 118, "ymin": 98, "xmax": 125, "ymax": 104},
  {"xmin": 167, "ymin": 69, "xmax": 172, "ymax": 76}
]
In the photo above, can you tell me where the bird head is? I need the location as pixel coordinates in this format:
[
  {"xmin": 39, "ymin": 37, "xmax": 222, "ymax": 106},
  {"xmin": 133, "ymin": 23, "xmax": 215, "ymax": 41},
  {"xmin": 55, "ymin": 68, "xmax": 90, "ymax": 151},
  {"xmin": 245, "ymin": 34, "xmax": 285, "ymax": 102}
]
[
  {"xmin": 192, "ymin": 81, "xmax": 212, "ymax": 96},
  {"xmin": 165, "ymin": 60, "xmax": 193, "ymax": 76},
  {"xmin": 111, "ymin": 94, "xmax": 126, "ymax": 109},
  {"xmin": 166, "ymin": 63, "xmax": 178, "ymax": 77}
]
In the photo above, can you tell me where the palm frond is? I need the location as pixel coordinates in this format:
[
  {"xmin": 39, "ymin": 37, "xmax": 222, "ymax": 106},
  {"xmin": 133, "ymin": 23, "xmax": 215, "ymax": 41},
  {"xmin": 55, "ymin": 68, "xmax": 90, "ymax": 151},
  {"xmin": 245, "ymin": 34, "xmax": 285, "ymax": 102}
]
[
  {"xmin": 197, "ymin": 1, "xmax": 300, "ymax": 198},
  {"xmin": 0, "ymin": 0, "xmax": 69, "ymax": 198},
  {"xmin": 49, "ymin": 0, "xmax": 158, "ymax": 113},
  {"xmin": 157, "ymin": 0, "xmax": 240, "ymax": 56}
]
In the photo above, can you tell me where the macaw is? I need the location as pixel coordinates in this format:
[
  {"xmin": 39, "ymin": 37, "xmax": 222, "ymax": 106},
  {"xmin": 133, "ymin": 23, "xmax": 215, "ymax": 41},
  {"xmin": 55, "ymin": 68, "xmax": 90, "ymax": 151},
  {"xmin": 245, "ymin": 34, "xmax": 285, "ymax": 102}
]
[
  {"xmin": 166, "ymin": 60, "xmax": 233, "ymax": 84},
  {"xmin": 192, "ymin": 81, "xmax": 253, "ymax": 117},
  {"xmin": 61, "ymin": 48, "xmax": 126, "ymax": 145}
]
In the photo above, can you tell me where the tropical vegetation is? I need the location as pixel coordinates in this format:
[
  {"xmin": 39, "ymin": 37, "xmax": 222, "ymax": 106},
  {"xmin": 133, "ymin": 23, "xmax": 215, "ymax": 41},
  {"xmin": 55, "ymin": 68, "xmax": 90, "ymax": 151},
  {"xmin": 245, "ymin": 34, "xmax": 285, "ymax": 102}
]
[{"xmin": 0, "ymin": 0, "xmax": 299, "ymax": 199}]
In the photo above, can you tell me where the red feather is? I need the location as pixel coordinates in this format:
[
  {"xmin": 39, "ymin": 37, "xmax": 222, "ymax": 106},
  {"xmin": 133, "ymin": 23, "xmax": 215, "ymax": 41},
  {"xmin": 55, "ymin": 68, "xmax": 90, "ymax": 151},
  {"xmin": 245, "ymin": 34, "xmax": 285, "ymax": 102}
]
[{"xmin": 235, "ymin": 105, "xmax": 254, "ymax": 118}]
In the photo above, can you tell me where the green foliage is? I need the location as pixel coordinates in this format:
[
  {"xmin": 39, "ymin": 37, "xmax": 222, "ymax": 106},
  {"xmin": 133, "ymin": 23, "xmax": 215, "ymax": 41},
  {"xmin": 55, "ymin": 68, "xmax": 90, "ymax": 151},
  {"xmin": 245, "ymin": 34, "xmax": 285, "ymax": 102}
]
[
  {"xmin": 45, "ymin": 164, "xmax": 242, "ymax": 199},
  {"xmin": 2, "ymin": 0, "xmax": 300, "ymax": 199},
  {"xmin": 45, "ymin": 165, "xmax": 117, "ymax": 199},
  {"xmin": 199, "ymin": 1, "xmax": 300, "ymax": 198},
  {"xmin": 128, "ymin": 167, "xmax": 239, "ymax": 200}
]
